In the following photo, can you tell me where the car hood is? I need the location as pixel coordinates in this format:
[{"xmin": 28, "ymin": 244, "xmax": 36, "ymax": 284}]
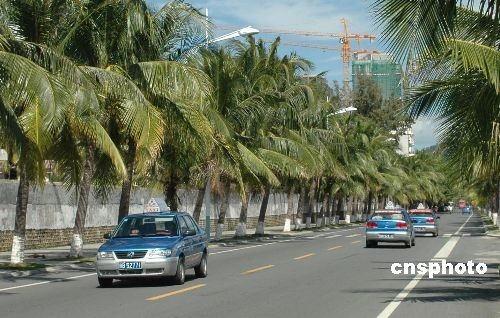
[{"xmin": 98, "ymin": 236, "xmax": 182, "ymax": 251}]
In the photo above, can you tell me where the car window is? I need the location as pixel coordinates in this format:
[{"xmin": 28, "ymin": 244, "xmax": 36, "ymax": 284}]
[
  {"xmin": 182, "ymin": 216, "xmax": 198, "ymax": 233},
  {"xmin": 370, "ymin": 212, "xmax": 403, "ymax": 220},
  {"xmin": 113, "ymin": 216, "xmax": 177, "ymax": 237},
  {"xmin": 178, "ymin": 216, "xmax": 189, "ymax": 233}
]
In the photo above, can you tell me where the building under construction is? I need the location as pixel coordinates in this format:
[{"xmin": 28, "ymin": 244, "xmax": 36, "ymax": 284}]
[{"xmin": 351, "ymin": 52, "xmax": 402, "ymax": 100}]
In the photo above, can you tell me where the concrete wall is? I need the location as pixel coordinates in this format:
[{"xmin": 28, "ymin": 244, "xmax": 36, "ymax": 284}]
[{"xmin": 0, "ymin": 181, "xmax": 298, "ymax": 251}]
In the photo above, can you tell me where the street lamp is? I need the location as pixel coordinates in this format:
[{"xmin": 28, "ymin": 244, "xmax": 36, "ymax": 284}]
[
  {"xmin": 203, "ymin": 24, "xmax": 259, "ymax": 241},
  {"xmin": 209, "ymin": 26, "xmax": 259, "ymax": 44},
  {"xmin": 326, "ymin": 106, "xmax": 357, "ymax": 126}
]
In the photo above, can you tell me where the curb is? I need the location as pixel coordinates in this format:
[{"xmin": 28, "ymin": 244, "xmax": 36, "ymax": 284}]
[{"xmin": 1, "ymin": 262, "xmax": 95, "ymax": 278}]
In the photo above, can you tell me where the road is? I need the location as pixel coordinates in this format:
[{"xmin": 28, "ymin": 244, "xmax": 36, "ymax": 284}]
[{"xmin": 1, "ymin": 212, "xmax": 499, "ymax": 318}]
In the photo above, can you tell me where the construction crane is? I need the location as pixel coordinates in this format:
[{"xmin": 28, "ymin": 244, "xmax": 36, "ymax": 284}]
[{"xmin": 217, "ymin": 18, "xmax": 375, "ymax": 91}]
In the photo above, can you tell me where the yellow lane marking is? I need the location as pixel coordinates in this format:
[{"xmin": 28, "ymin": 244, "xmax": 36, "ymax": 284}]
[
  {"xmin": 328, "ymin": 246, "xmax": 342, "ymax": 251},
  {"xmin": 242, "ymin": 265, "xmax": 275, "ymax": 275},
  {"xmin": 147, "ymin": 284, "xmax": 206, "ymax": 301},
  {"xmin": 351, "ymin": 240, "xmax": 361, "ymax": 244},
  {"xmin": 294, "ymin": 253, "xmax": 316, "ymax": 260}
]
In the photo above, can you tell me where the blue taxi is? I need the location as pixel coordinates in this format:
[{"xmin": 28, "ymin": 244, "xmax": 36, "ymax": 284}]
[
  {"xmin": 365, "ymin": 208, "xmax": 415, "ymax": 248},
  {"xmin": 408, "ymin": 208, "xmax": 440, "ymax": 237},
  {"xmin": 96, "ymin": 212, "xmax": 208, "ymax": 287}
]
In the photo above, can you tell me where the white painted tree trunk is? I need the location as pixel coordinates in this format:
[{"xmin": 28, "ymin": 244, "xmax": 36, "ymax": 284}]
[
  {"xmin": 69, "ymin": 234, "xmax": 84, "ymax": 258},
  {"xmin": 215, "ymin": 224, "xmax": 224, "ymax": 241},
  {"xmin": 306, "ymin": 217, "xmax": 311, "ymax": 228},
  {"xmin": 283, "ymin": 218, "xmax": 291, "ymax": 232},
  {"xmin": 235, "ymin": 222, "xmax": 247, "ymax": 237},
  {"xmin": 345, "ymin": 215, "xmax": 351, "ymax": 224},
  {"xmin": 294, "ymin": 218, "xmax": 302, "ymax": 230},
  {"xmin": 316, "ymin": 217, "xmax": 323, "ymax": 227},
  {"xmin": 356, "ymin": 213, "xmax": 362, "ymax": 222},
  {"xmin": 493, "ymin": 213, "xmax": 498, "ymax": 225},
  {"xmin": 10, "ymin": 235, "xmax": 25, "ymax": 264},
  {"xmin": 255, "ymin": 221, "xmax": 265, "ymax": 235},
  {"xmin": 324, "ymin": 217, "xmax": 330, "ymax": 226}
]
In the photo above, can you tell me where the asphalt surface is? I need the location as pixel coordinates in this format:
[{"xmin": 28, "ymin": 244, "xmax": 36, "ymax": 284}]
[{"xmin": 0, "ymin": 212, "xmax": 498, "ymax": 318}]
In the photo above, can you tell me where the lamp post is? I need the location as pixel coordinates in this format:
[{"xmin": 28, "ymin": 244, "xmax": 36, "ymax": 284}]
[
  {"xmin": 326, "ymin": 106, "xmax": 357, "ymax": 126},
  {"xmin": 203, "ymin": 23, "xmax": 259, "ymax": 242}
]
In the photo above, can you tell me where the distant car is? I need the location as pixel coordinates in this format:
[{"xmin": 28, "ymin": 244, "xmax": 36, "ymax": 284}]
[
  {"xmin": 365, "ymin": 209, "xmax": 415, "ymax": 248},
  {"xmin": 408, "ymin": 209, "xmax": 440, "ymax": 237},
  {"xmin": 96, "ymin": 212, "xmax": 208, "ymax": 288}
]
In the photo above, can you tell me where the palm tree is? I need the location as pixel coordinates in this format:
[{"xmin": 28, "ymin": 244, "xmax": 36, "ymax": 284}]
[
  {"xmin": 0, "ymin": 1, "xmax": 127, "ymax": 263},
  {"xmin": 373, "ymin": 0, "xmax": 499, "ymax": 205}
]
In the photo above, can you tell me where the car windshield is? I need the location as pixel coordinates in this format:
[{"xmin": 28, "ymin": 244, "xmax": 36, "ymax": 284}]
[
  {"xmin": 370, "ymin": 212, "xmax": 404, "ymax": 221},
  {"xmin": 113, "ymin": 216, "xmax": 178, "ymax": 238},
  {"xmin": 410, "ymin": 212, "xmax": 433, "ymax": 217}
]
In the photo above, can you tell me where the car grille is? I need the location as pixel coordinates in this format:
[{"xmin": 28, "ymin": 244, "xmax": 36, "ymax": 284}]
[
  {"xmin": 99, "ymin": 270, "xmax": 117, "ymax": 275},
  {"xmin": 114, "ymin": 250, "xmax": 147, "ymax": 259}
]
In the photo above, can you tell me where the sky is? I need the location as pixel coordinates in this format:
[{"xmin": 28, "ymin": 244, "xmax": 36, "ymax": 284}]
[{"xmin": 148, "ymin": 0, "xmax": 438, "ymax": 149}]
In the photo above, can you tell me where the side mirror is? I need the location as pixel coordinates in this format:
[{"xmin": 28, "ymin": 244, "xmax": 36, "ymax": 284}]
[
  {"xmin": 103, "ymin": 233, "xmax": 111, "ymax": 239},
  {"xmin": 182, "ymin": 229, "xmax": 196, "ymax": 236}
]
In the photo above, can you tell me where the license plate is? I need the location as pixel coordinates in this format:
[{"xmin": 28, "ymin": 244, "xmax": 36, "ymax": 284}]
[
  {"xmin": 379, "ymin": 234, "xmax": 393, "ymax": 238},
  {"xmin": 119, "ymin": 262, "xmax": 142, "ymax": 270},
  {"xmin": 415, "ymin": 227, "xmax": 425, "ymax": 232}
]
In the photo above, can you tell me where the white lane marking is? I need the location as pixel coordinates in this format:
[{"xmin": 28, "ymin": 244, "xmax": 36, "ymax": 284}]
[
  {"xmin": 346, "ymin": 234, "xmax": 360, "ymax": 238},
  {"xmin": 432, "ymin": 236, "xmax": 460, "ymax": 260},
  {"xmin": 325, "ymin": 234, "xmax": 342, "ymax": 238},
  {"xmin": 210, "ymin": 242, "xmax": 278, "ymax": 255},
  {"xmin": 65, "ymin": 273, "xmax": 97, "ymax": 280},
  {"xmin": 377, "ymin": 273, "xmax": 424, "ymax": 318},
  {"xmin": 462, "ymin": 233, "xmax": 471, "ymax": 237},
  {"xmin": 454, "ymin": 212, "xmax": 474, "ymax": 235},
  {"xmin": 0, "ymin": 273, "xmax": 96, "ymax": 292},
  {"xmin": 0, "ymin": 281, "xmax": 52, "ymax": 292},
  {"xmin": 442, "ymin": 234, "xmax": 452, "ymax": 237},
  {"xmin": 377, "ymin": 213, "xmax": 472, "ymax": 318}
]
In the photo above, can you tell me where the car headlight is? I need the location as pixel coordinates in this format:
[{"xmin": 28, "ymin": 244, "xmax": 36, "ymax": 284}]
[
  {"xmin": 97, "ymin": 251, "xmax": 114, "ymax": 259},
  {"xmin": 149, "ymin": 249, "xmax": 172, "ymax": 258}
]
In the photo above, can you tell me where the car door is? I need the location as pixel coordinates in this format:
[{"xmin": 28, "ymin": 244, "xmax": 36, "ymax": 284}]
[
  {"xmin": 177, "ymin": 216, "xmax": 194, "ymax": 267},
  {"xmin": 183, "ymin": 215, "xmax": 204, "ymax": 265}
]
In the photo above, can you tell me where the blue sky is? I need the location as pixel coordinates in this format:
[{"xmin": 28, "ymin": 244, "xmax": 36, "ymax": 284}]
[{"xmin": 148, "ymin": 0, "xmax": 438, "ymax": 149}]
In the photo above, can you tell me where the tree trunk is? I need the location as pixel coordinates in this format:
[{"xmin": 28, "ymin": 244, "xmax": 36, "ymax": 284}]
[
  {"xmin": 367, "ymin": 191, "xmax": 374, "ymax": 215},
  {"xmin": 306, "ymin": 179, "xmax": 316, "ymax": 228},
  {"xmin": 10, "ymin": 164, "xmax": 29, "ymax": 264},
  {"xmin": 295, "ymin": 185, "xmax": 306, "ymax": 228},
  {"xmin": 236, "ymin": 189, "xmax": 250, "ymax": 237},
  {"xmin": 255, "ymin": 186, "xmax": 271, "ymax": 235},
  {"xmin": 192, "ymin": 185, "xmax": 206, "ymax": 223},
  {"xmin": 165, "ymin": 174, "xmax": 180, "ymax": 211},
  {"xmin": 283, "ymin": 185, "xmax": 295, "ymax": 231},
  {"xmin": 118, "ymin": 139, "xmax": 136, "ymax": 223},
  {"xmin": 321, "ymin": 189, "xmax": 330, "ymax": 226},
  {"xmin": 70, "ymin": 149, "xmax": 94, "ymax": 258},
  {"xmin": 215, "ymin": 179, "xmax": 231, "ymax": 240}
]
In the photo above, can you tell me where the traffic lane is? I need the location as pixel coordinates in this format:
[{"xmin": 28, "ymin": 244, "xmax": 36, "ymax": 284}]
[
  {"xmin": 140, "ymin": 231, "xmax": 449, "ymax": 318},
  {"xmin": 389, "ymin": 235, "xmax": 500, "ymax": 318},
  {"xmin": 0, "ymin": 225, "xmax": 444, "ymax": 318},
  {"xmin": 0, "ymin": 226, "xmax": 363, "ymax": 291}
]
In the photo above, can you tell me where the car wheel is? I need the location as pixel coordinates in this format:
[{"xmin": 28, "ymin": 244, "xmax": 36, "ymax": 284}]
[
  {"xmin": 411, "ymin": 237, "xmax": 415, "ymax": 246},
  {"xmin": 405, "ymin": 241, "xmax": 411, "ymax": 248},
  {"xmin": 365, "ymin": 240, "xmax": 372, "ymax": 248},
  {"xmin": 194, "ymin": 253, "xmax": 208, "ymax": 278},
  {"xmin": 173, "ymin": 258, "xmax": 185, "ymax": 285},
  {"xmin": 98, "ymin": 277, "xmax": 113, "ymax": 288}
]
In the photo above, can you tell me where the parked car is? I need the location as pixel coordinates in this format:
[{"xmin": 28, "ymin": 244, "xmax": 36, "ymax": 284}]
[
  {"xmin": 365, "ymin": 209, "xmax": 415, "ymax": 248},
  {"xmin": 96, "ymin": 212, "xmax": 208, "ymax": 287},
  {"xmin": 408, "ymin": 209, "xmax": 440, "ymax": 237}
]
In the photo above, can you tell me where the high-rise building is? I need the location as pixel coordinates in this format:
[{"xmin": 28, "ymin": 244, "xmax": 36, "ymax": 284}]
[
  {"xmin": 351, "ymin": 52, "xmax": 402, "ymax": 100},
  {"xmin": 352, "ymin": 52, "xmax": 414, "ymax": 156}
]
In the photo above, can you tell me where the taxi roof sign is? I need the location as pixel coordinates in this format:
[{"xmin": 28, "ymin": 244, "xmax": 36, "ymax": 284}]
[
  {"xmin": 385, "ymin": 201, "xmax": 395, "ymax": 209},
  {"xmin": 144, "ymin": 197, "xmax": 169, "ymax": 213},
  {"xmin": 417, "ymin": 203, "xmax": 425, "ymax": 209}
]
